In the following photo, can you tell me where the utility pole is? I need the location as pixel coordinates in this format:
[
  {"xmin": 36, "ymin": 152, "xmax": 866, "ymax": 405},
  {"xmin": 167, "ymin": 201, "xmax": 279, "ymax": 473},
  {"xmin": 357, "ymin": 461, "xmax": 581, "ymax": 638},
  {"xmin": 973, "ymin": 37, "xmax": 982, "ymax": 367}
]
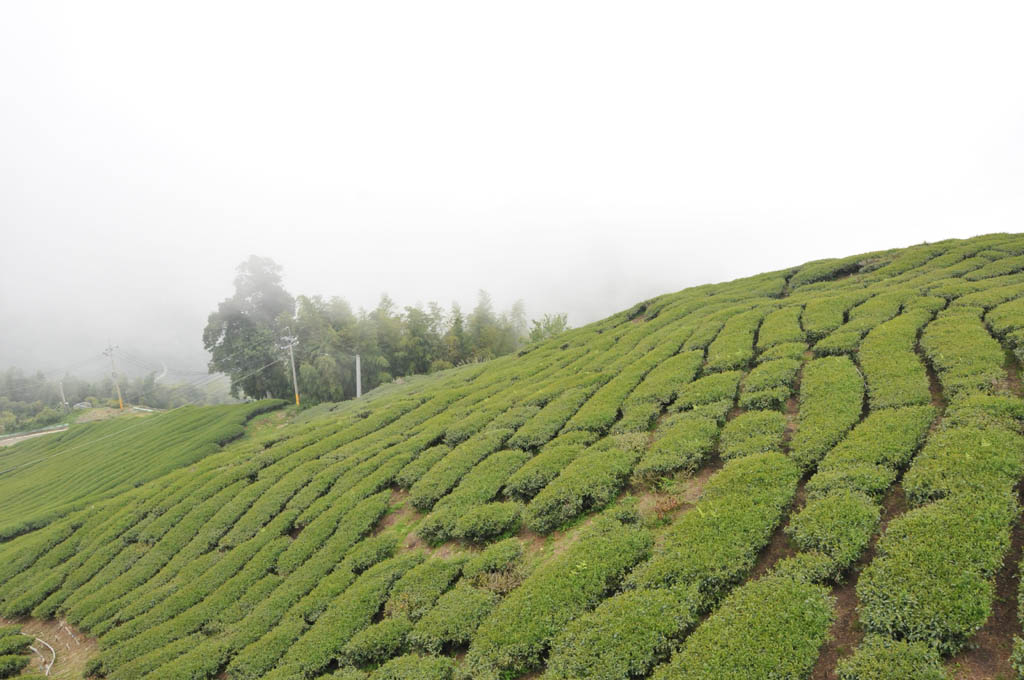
[
  {"xmin": 355, "ymin": 354, "xmax": 362, "ymax": 398},
  {"xmin": 103, "ymin": 344, "xmax": 124, "ymax": 411},
  {"xmin": 280, "ymin": 331, "xmax": 300, "ymax": 407},
  {"xmin": 58, "ymin": 380, "xmax": 70, "ymax": 414}
]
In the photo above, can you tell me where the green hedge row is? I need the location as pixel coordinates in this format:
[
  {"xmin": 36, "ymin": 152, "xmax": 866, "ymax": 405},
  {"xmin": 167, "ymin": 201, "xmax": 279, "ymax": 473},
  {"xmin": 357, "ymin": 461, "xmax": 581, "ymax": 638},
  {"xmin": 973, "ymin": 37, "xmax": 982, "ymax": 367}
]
[
  {"xmin": 801, "ymin": 291, "xmax": 871, "ymax": 341},
  {"xmin": 506, "ymin": 384, "xmax": 600, "ymax": 450},
  {"xmin": 673, "ymin": 371, "xmax": 742, "ymax": 411},
  {"xmin": 394, "ymin": 445, "xmax": 451, "ymax": 489},
  {"xmin": 418, "ymin": 449, "xmax": 529, "ymax": 544},
  {"xmin": 627, "ymin": 452, "xmax": 801, "ymax": 609},
  {"xmin": 464, "ymin": 514, "xmax": 652, "ymax": 679},
  {"xmin": 787, "ymin": 489, "xmax": 879, "ymax": 571},
  {"xmin": 789, "ymin": 356, "xmax": 864, "ymax": 471},
  {"xmin": 503, "ymin": 437, "xmax": 592, "ymax": 501},
  {"xmin": 633, "ymin": 414, "xmax": 719, "ymax": 480},
  {"xmin": 814, "ymin": 291, "xmax": 905, "ymax": 355},
  {"xmin": 757, "ymin": 341, "xmax": 808, "ymax": 363},
  {"xmin": 718, "ymin": 410, "xmax": 786, "ymax": 460},
  {"xmin": 563, "ymin": 351, "xmax": 673, "ymax": 434},
  {"xmin": 806, "ymin": 406, "xmax": 935, "ymax": 500},
  {"xmin": 649, "ymin": 573, "xmax": 833, "ymax": 680},
  {"xmin": 408, "ymin": 583, "xmax": 499, "ymax": 654},
  {"xmin": 987, "ymin": 295, "xmax": 1024, "ymax": 364},
  {"xmin": 857, "ymin": 493, "xmax": 1014, "ymax": 655},
  {"xmin": 859, "ymin": 309, "xmax": 934, "ymax": 410},
  {"xmin": 385, "ymin": 557, "xmax": 466, "ymax": 621},
  {"xmin": 453, "ymin": 502, "xmax": 523, "ymax": 543},
  {"xmin": 627, "ymin": 350, "xmax": 704, "ymax": 405},
  {"xmin": 368, "ymin": 653, "xmax": 455, "ymax": 680},
  {"xmin": 524, "ymin": 443, "xmax": 643, "ymax": 532},
  {"xmin": 544, "ymin": 586, "xmax": 699, "ymax": 680},
  {"xmin": 919, "ymin": 306, "xmax": 1007, "ymax": 399},
  {"xmin": 835, "ymin": 634, "xmax": 947, "ymax": 680},
  {"xmin": 408, "ymin": 428, "xmax": 513, "ymax": 511},
  {"xmin": 739, "ymin": 358, "xmax": 801, "ymax": 410},
  {"xmin": 757, "ymin": 305, "xmax": 805, "ymax": 349},
  {"xmin": 705, "ymin": 308, "xmax": 767, "ymax": 372},
  {"xmin": 964, "ymin": 253, "xmax": 1024, "ymax": 281}
]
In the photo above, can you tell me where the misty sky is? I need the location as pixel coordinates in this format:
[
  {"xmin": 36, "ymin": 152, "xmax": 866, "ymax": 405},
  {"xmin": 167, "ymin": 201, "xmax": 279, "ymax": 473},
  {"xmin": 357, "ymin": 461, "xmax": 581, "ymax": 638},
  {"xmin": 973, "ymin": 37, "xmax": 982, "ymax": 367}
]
[{"xmin": 2, "ymin": 1, "xmax": 1022, "ymax": 377}]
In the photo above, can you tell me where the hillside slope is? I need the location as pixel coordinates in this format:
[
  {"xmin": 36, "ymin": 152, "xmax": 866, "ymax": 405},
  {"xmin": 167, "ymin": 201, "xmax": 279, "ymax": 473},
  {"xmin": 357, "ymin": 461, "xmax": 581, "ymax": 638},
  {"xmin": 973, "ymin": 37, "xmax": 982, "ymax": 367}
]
[
  {"xmin": 0, "ymin": 400, "xmax": 284, "ymax": 541},
  {"xmin": 5, "ymin": 233, "xmax": 1024, "ymax": 679}
]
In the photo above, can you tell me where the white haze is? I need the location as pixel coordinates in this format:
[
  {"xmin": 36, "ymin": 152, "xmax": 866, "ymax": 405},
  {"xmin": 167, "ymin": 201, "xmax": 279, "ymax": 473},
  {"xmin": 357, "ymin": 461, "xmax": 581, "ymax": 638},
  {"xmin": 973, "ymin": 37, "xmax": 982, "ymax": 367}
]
[{"xmin": 1, "ymin": 1, "xmax": 1022, "ymax": 375}]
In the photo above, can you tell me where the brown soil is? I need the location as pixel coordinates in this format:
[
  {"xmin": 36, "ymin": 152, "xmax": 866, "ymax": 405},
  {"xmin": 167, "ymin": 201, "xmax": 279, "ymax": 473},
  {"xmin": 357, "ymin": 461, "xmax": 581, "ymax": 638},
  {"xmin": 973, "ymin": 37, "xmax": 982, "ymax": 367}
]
[
  {"xmin": 0, "ymin": 616, "xmax": 97, "ymax": 679},
  {"xmin": 1001, "ymin": 350, "xmax": 1024, "ymax": 399},
  {"xmin": 0, "ymin": 427, "xmax": 67, "ymax": 448},
  {"xmin": 946, "ymin": 486, "xmax": 1024, "ymax": 680}
]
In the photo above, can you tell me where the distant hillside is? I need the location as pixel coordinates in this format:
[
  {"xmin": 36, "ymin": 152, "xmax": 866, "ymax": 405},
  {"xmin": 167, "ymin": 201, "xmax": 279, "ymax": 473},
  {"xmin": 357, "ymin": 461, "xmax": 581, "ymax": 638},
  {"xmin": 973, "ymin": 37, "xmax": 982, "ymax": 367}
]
[
  {"xmin": 3, "ymin": 233, "xmax": 1024, "ymax": 679},
  {"xmin": 0, "ymin": 400, "xmax": 284, "ymax": 540}
]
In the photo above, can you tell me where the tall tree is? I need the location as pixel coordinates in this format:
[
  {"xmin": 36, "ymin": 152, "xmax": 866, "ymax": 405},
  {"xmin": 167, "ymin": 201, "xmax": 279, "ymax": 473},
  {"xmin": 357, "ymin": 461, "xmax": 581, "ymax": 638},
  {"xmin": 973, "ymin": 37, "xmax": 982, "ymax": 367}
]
[{"xmin": 203, "ymin": 256, "xmax": 295, "ymax": 399}]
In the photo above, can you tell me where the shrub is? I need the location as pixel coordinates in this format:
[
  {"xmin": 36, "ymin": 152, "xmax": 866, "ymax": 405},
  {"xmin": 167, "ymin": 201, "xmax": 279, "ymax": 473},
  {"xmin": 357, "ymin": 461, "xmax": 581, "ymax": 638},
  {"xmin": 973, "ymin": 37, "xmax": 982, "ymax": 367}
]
[
  {"xmin": 453, "ymin": 502, "xmax": 523, "ymax": 542},
  {"xmin": 859, "ymin": 310, "xmax": 933, "ymax": 409},
  {"xmin": 418, "ymin": 448, "xmax": 530, "ymax": 544},
  {"xmin": 857, "ymin": 493, "xmax": 1014, "ymax": 655},
  {"xmin": 627, "ymin": 452, "xmax": 801, "ymax": 609},
  {"xmin": 464, "ymin": 515, "xmax": 652, "ymax": 679},
  {"xmin": 789, "ymin": 356, "xmax": 864, "ymax": 471},
  {"xmin": 757, "ymin": 305, "xmax": 805, "ymax": 349},
  {"xmin": 0, "ymin": 636, "xmax": 29, "ymax": 656},
  {"xmin": 544, "ymin": 587, "xmax": 699, "ymax": 680},
  {"xmin": 965, "ymin": 254, "xmax": 1024, "ymax": 280},
  {"xmin": 385, "ymin": 557, "xmax": 466, "ymax": 620},
  {"xmin": 341, "ymin": 616, "xmax": 413, "ymax": 666},
  {"xmin": 408, "ymin": 428, "xmax": 513, "ymax": 511},
  {"xmin": 368, "ymin": 653, "xmax": 455, "ymax": 680},
  {"xmin": 790, "ymin": 255, "xmax": 867, "ymax": 289},
  {"xmin": 787, "ymin": 490, "xmax": 879, "ymax": 571},
  {"xmin": 768, "ymin": 551, "xmax": 839, "ymax": 584},
  {"xmin": 525, "ymin": 444, "xmax": 643, "ymax": 533},
  {"xmin": 627, "ymin": 350, "xmax": 704, "ymax": 405},
  {"xmin": 741, "ymin": 357, "xmax": 801, "ymax": 395},
  {"xmin": 503, "ymin": 443, "xmax": 587, "ymax": 502},
  {"xmin": 836, "ymin": 634, "xmax": 948, "ymax": 680},
  {"xmin": 408, "ymin": 584, "xmax": 498, "ymax": 653},
  {"xmin": 610, "ymin": 400, "xmax": 662, "ymax": 434},
  {"xmin": 757, "ymin": 341, "xmax": 807, "ymax": 363},
  {"xmin": 0, "ymin": 655, "xmax": 30, "ymax": 678},
  {"xmin": 706, "ymin": 309, "xmax": 766, "ymax": 372},
  {"xmin": 813, "ymin": 405, "xmax": 936, "ymax": 476},
  {"xmin": 674, "ymin": 371, "xmax": 742, "ymax": 411},
  {"xmin": 634, "ymin": 416, "xmax": 719, "ymax": 479},
  {"xmin": 901, "ymin": 426, "xmax": 1024, "ymax": 505},
  {"xmin": 651, "ymin": 574, "xmax": 834, "ymax": 680},
  {"xmin": 507, "ymin": 387, "xmax": 595, "ymax": 450},
  {"xmin": 394, "ymin": 445, "xmax": 451, "ymax": 489},
  {"xmin": 563, "ymin": 356, "xmax": 664, "ymax": 434},
  {"xmin": 718, "ymin": 410, "xmax": 786, "ymax": 460},
  {"xmin": 919, "ymin": 307, "xmax": 1007, "ymax": 398},
  {"xmin": 801, "ymin": 291, "xmax": 871, "ymax": 340}
]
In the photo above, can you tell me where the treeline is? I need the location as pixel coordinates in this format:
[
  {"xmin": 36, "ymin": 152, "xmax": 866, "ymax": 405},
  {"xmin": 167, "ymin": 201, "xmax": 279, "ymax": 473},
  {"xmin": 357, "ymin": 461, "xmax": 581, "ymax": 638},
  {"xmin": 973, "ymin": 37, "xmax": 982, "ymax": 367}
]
[
  {"xmin": 0, "ymin": 368, "xmax": 232, "ymax": 434},
  {"xmin": 203, "ymin": 256, "xmax": 569, "ymax": 404}
]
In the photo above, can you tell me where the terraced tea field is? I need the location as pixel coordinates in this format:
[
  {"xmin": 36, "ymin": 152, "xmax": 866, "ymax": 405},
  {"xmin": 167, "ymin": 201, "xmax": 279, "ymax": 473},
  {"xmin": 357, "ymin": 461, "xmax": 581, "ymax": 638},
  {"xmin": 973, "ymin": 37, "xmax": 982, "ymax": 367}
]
[{"xmin": 5, "ymin": 233, "xmax": 1024, "ymax": 679}]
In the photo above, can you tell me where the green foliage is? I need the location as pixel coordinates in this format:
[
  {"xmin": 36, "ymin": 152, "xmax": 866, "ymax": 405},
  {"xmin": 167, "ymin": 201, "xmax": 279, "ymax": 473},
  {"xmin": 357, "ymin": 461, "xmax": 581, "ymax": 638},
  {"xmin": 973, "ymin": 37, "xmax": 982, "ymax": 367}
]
[
  {"xmin": 368, "ymin": 653, "xmax": 456, "ymax": 680},
  {"xmin": 757, "ymin": 341, "xmax": 808, "ymax": 363},
  {"xmin": 408, "ymin": 584, "xmax": 498, "ymax": 654},
  {"xmin": 0, "ymin": 635, "xmax": 28, "ymax": 656},
  {"xmin": 453, "ymin": 502, "xmax": 523, "ymax": 542},
  {"xmin": 342, "ymin": 616, "xmax": 413, "ymax": 666},
  {"xmin": 385, "ymin": 557, "xmax": 466, "ymax": 620},
  {"xmin": 0, "ymin": 400, "xmax": 283, "ymax": 540},
  {"xmin": 673, "ymin": 371, "xmax": 742, "ymax": 411},
  {"xmin": 394, "ymin": 444, "xmax": 451, "ymax": 489},
  {"xmin": 789, "ymin": 356, "xmax": 864, "ymax": 471},
  {"xmin": 706, "ymin": 308, "xmax": 766, "ymax": 372},
  {"xmin": 544, "ymin": 587, "xmax": 699, "ymax": 680},
  {"xmin": 635, "ymin": 415, "xmax": 719, "ymax": 479},
  {"xmin": 465, "ymin": 514, "xmax": 652, "ymax": 679},
  {"xmin": 739, "ymin": 357, "xmax": 801, "ymax": 409},
  {"xmin": 718, "ymin": 409, "xmax": 786, "ymax": 460},
  {"xmin": 757, "ymin": 305, "xmax": 805, "ymax": 349},
  {"xmin": 408, "ymin": 428, "xmax": 513, "ymax": 511},
  {"xmin": 901, "ymin": 425, "xmax": 1024, "ymax": 505},
  {"xmin": 836, "ymin": 635, "xmax": 948, "ymax": 680},
  {"xmin": 651, "ymin": 574, "xmax": 834, "ymax": 680},
  {"xmin": 919, "ymin": 306, "xmax": 1007, "ymax": 398},
  {"xmin": 626, "ymin": 350, "xmax": 704, "ymax": 405},
  {"xmin": 525, "ymin": 444, "xmax": 643, "ymax": 532},
  {"xmin": 859, "ymin": 309, "xmax": 934, "ymax": 409},
  {"xmin": 0, "ymin": 655, "xmax": 30, "ymax": 678},
  {"xmin": 801, "ymin": 291, "xmax": 871, "ymax": 340},
  {"xmin": 857, "ymin": 493, "xmax": 1014, "ymax": 655},
  {"xmin": 627, "ymin": 452, "xmax": 801, "ymax": 609},
  {"xmin": 503, "ymin": 441, "xmax": 587, "ymax": 501},
  {"xmin": 507, "ymin": 386, "xmax": 600, "ymax": 450},
  {"xmin": 787, "ymin": 489, "xmax": 879, "ymax": 571}
]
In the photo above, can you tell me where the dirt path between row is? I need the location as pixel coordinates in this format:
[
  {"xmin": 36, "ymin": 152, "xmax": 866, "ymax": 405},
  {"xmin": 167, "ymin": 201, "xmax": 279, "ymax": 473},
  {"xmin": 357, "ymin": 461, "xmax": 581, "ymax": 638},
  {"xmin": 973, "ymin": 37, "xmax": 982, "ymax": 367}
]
[{"xmin": 0, "ymin": 616, "xmax": 96, "ymax": 678}]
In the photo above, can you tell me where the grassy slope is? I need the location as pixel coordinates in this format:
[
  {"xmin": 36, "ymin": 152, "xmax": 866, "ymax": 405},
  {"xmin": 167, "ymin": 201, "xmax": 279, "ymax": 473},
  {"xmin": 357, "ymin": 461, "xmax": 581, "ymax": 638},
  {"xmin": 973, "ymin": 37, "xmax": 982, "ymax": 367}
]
[
  {"xmin": 3, "ymin": 233, "xmax": 1024, "ymax": 679},
  {"xmin": 0, "ymin": 400, "xmax": 285, "ymax": 540}
]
